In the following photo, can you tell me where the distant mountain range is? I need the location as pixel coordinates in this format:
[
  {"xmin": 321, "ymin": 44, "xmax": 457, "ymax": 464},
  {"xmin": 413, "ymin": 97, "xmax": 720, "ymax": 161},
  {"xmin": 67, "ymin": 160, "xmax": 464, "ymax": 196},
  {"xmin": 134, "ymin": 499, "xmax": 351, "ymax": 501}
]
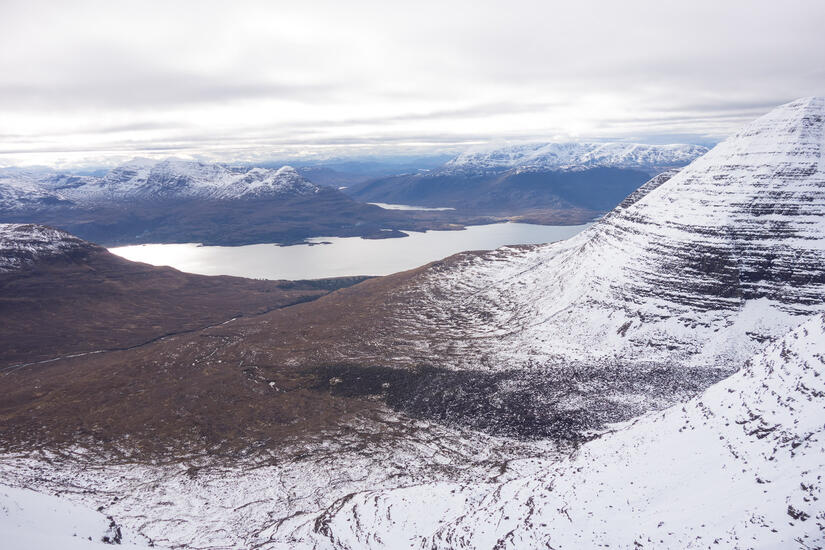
[
  {"xmin": 442, "ymin": 142, "xmax": 708, "ymax": 174},
  {"xmin": 0, "ymin": 159, "xmax": 447, "ymax": 246},
  {"xmin": 0, "ymin": 143, "xmax": 708, "ymax": 246},
  {"xmin": 346, "ymin": 142, "xmax": 708, "ymax": 213},
  {"xmin": 0, "ymin": 159, "xmax": 320, "ymax": 209}
]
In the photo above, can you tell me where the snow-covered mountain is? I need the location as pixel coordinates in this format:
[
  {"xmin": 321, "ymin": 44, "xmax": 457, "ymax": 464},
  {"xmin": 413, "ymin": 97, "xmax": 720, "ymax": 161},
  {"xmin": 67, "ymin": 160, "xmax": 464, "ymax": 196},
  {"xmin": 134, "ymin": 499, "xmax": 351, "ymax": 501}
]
[
  {"xmin": 289, "ymin": 312, "xmax": 825, "ymax": 549},
  {"xmin": 347, "ymin": 141, "xmax": 708, "ymax": 212},
  {"xmin": 0, "ymin": 223, "xmax": 93, "ymax": 271},
  {"xmin": 84, "ymin": 159, "xmax": 318, "ymax": 201},
  {"xmin": 442, "ymin": 141, "xmax": 709, "ymax": 175},
  {"xmin": 0, "ymin": 159, "xmax": 319, "ymax": 209},
  {"xmin": 394, "ymin": 97, "xmax": 825, "ymax": 371}
]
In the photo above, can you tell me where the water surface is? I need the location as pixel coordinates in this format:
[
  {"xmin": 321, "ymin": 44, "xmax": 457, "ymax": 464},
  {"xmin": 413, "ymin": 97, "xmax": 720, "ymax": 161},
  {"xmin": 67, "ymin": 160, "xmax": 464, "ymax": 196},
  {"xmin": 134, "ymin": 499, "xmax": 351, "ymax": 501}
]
[
  {"xmin": 110, "ymin": 222, "xmax": 589, "ymax": 280},
  {"xmin": 368, "ymin": 202, "xmax": 455, "ymax": 211}
]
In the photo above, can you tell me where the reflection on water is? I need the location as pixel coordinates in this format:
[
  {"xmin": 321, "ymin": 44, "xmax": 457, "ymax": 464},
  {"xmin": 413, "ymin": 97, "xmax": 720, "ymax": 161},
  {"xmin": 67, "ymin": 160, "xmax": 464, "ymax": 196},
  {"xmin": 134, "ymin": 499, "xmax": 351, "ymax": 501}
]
[{"xmin": 110, "ymin": 222, "xmax": 590, "ymax": 280}]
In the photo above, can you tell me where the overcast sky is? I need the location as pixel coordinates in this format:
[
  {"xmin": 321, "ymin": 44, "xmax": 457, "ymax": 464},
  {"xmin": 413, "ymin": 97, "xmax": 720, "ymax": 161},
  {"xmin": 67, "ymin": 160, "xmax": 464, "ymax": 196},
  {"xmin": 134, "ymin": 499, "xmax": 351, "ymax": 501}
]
[{"xmin": 1, "ymin": 0, "xmax": 824, "ymax": 167}]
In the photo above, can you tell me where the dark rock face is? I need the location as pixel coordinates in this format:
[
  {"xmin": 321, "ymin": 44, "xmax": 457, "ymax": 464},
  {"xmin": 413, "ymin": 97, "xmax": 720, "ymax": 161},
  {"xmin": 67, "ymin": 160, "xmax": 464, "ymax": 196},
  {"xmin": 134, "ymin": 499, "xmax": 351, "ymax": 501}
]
[{"xmin": 314, "ymin": 363, "xmax": 727, "ymax": 440}]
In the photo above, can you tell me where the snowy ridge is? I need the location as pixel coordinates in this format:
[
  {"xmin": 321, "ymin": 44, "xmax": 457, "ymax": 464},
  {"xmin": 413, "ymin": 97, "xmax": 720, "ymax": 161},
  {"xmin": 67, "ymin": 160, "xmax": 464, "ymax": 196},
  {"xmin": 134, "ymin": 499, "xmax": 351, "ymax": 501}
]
[
  {"xmin": 396, "ymin": 97, "xmax": 825, "ymax": 370},
  {"xmin": 0, "ymin": 159, "xmax": 319, "ymax": 209},
  {"xmin": 286, "ymin": 313, "xmax": 825, "ymax": 549},
  {"xmin": 442, "ymin": 142, "xmax": 708, "ymax": 175},
  {"xmin": 0, "ymin": 223, "xmax": 92, "ymax": 271}
]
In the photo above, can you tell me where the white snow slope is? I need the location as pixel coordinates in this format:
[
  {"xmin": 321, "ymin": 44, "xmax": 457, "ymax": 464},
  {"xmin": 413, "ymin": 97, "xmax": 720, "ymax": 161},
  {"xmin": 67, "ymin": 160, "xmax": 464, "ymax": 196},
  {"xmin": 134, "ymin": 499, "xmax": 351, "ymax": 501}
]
[
  {"xmin": 399, "ymin": 97, "xmax": 825, "ymax": 371},
  {"xmin": 0, "ymin": 485, "xmax": 151, "ymax": 549},
  {"xmin": 286, "ymin": 313, "xmax": 825, "ymax": 549}
]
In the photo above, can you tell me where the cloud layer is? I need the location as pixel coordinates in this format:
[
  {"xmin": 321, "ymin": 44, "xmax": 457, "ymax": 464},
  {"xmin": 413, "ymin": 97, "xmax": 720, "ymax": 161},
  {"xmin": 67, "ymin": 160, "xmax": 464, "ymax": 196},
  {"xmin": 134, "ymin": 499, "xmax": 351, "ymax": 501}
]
[{"xmin": 2, "ymin": 0, "xmax": 824, "ymax": 167}]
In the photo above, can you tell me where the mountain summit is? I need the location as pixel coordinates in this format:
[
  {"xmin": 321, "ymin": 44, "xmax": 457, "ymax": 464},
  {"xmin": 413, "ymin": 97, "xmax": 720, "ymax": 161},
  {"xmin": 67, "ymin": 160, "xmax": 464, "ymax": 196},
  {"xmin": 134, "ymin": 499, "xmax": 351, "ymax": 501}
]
[{"xmin": 397, "ymin": 97, "xmax": 825, "ymax": 370}]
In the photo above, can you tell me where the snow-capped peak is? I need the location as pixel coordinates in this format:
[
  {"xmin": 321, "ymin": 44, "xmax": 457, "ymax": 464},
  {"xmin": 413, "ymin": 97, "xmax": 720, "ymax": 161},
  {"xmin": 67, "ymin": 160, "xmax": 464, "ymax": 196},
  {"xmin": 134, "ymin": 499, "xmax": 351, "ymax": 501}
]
[
  {"xmin": 275, "ymin": 165, "xmax": 298, "ymax": 176},
  {"xmin": 396, "ymin": 97, "xmax": 825, "ymax": 372}
]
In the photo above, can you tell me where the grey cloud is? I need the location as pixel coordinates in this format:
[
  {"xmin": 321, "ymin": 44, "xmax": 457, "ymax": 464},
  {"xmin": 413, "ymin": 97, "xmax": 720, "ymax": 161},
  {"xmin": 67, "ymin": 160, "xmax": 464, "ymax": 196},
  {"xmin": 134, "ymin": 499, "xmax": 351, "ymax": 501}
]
[{"xmin": 1, "ymin": 0, "xmax": 824, "ymax": 165}]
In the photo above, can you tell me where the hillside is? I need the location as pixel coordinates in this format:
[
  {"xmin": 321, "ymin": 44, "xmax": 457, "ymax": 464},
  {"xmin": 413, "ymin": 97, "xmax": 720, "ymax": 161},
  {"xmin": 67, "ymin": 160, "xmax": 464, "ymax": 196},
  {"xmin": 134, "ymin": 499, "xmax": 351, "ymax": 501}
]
[
  {"xmin": 289, "ymin": 313, "xmax": 825, "ymax": 549},
  {"xmin": 0, "ymin": 223, "xmax": 368, "ymax": 367}
]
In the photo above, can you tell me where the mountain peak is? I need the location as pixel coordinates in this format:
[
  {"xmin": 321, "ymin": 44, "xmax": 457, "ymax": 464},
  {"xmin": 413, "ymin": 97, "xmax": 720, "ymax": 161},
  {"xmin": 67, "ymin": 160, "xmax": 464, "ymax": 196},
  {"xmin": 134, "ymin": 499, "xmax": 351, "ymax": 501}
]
[
  {"xmin": 395, "ymin": 97, "xmax": 825, "ymax": 373},
  {"xmin": 275, "ymin": 165, "xmax": 298, "ymax": 175}
]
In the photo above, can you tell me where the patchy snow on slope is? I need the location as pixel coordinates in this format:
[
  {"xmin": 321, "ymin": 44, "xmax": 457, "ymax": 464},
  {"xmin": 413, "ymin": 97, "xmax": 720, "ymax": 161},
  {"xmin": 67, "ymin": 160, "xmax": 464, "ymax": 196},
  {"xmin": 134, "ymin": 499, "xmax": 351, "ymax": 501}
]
[
  {"xmin": 288, "ymin": 313, "xmax": 825, "ymax": 549},
  {"xmin": 0, "ymin": 415, "xmax": 560, "ymax": 549},
  {"xmin": 0, "ymin": 223, "xmax": 92, "ymax": 271}
]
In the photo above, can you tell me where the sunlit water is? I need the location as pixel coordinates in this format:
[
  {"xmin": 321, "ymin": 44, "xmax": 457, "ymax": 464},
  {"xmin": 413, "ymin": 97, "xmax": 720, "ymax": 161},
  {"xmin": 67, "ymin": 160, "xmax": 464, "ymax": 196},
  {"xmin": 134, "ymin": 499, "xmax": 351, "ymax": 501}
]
[
  {"xmin": 367, "ymin": 202, "xmax": 456, "ymax": 211},
  {"xmin": 110, "ymin": 222, "xmax": 590, "ymax": 280}
]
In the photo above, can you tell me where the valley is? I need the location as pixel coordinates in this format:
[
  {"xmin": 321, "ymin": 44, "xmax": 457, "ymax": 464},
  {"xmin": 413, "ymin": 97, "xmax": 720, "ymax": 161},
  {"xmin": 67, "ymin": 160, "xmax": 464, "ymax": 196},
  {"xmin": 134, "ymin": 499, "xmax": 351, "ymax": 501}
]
[{"xmin": 1, "ymin": 98, "xmax": 824, "ymax": 549}]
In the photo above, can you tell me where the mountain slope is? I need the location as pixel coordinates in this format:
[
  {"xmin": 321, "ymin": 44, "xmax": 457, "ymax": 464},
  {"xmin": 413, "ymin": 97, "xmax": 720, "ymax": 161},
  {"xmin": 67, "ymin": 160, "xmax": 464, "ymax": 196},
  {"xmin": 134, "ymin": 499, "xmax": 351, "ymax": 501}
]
[
  {"xmin": 1, "ymin": 485, "xmax": 149, "ymax": 549},
  {"xmin": 159, "ymin": 97, "xmax": 825, "ymax": 440},
  {"xmin": 0, "ymin": 223, "xmax": 368, "ymax": 367},
  {"xmin": 293, "ymin": 313, "xmax": 825, "ymax": 549},
  {"xmin": 395, "ymin": 96, "xmax": 825, "ymax": 369}
]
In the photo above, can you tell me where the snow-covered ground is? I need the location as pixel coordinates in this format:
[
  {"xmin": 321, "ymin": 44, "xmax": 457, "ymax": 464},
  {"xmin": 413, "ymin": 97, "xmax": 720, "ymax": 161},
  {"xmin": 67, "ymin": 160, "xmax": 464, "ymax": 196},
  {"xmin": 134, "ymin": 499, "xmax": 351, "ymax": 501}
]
[
  {"xmin": 2, "ymin": 314, "xmax": 821, "ymax": 550},
  {"xmin": 279, "ymin": 313, "xmax": 825, "ymax": 549},
  {"xmin": 1, "ymin": 485, "xmax": 150, "ymax": 549},
  {"xmin": 0, "ymin": 416, "xmax": 560, "ymax": 549}
]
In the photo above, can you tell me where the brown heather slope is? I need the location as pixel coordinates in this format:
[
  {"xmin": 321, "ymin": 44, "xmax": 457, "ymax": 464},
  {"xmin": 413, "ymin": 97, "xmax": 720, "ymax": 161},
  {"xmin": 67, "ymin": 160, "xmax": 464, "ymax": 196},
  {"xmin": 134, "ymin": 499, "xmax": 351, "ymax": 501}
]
[
  {"xmin": 0, "ymin": 243, "xmax": 370, "ymax": 368},
  {"xmin": 0, "ymin": 250, "xmax": 446, "ymax": 456}
]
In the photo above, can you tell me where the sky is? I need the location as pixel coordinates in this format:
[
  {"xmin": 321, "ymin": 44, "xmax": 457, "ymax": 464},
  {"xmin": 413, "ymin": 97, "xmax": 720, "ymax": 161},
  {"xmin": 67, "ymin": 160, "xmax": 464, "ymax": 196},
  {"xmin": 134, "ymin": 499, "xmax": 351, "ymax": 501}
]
[{"xmin": 1, "ymin": 0, "xmax": 824, "ymax": 168}]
